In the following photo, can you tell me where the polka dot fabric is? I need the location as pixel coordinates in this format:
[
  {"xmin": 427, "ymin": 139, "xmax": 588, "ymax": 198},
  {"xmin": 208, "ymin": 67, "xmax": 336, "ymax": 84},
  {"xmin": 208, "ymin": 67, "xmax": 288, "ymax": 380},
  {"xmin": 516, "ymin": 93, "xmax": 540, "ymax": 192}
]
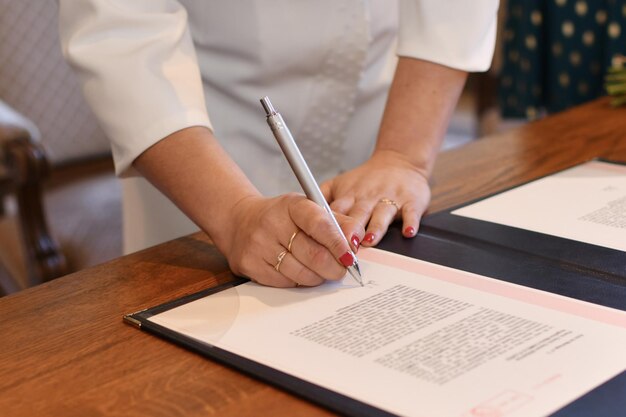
[{"xmin": 499, "ymin": 0, "xmax": 626, "ymax": 119}]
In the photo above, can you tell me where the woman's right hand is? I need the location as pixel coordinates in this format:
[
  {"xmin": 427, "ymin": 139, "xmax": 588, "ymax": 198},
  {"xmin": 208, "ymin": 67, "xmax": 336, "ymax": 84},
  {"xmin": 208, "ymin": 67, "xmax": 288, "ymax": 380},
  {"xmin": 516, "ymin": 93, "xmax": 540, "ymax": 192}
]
[
  {"xmin": 223, "ymin": 193, "xmax": 363, "ymax": 287},
  {"xmin": 133, "ymin": 127, "xmax": 361, "ymax": 287}
]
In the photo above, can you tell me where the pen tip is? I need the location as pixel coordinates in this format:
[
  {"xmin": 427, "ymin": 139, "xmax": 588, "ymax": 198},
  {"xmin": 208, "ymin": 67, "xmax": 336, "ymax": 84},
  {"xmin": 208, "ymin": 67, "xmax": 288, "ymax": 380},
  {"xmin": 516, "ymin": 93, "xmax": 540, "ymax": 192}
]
[{"xmin": 347, "ymin": 263, "xmax": 364, "ymax": 287}]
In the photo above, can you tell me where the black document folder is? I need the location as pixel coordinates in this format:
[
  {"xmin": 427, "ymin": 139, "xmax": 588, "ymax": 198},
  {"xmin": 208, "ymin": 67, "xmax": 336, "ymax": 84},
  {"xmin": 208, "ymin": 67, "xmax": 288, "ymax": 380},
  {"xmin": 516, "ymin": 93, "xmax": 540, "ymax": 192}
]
[
  {"xmin": 418, "ymin": 160, "xmax": 626, "ymax": 282},
  {"xmin": 126, "ymin": 160, "xmax": 626, "ymax": 417},
  {"xmin": 126, "ymin": 278, "xmax": 397, "ymax": 417}
]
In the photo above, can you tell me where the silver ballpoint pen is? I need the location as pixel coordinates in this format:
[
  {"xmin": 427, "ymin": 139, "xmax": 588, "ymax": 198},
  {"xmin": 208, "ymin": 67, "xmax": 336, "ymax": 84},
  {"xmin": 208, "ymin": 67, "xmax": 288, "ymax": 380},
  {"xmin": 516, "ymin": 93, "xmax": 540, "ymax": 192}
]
[{"xmin": 260, "ymin": 96, "xmax": 363, "ymax": 286}]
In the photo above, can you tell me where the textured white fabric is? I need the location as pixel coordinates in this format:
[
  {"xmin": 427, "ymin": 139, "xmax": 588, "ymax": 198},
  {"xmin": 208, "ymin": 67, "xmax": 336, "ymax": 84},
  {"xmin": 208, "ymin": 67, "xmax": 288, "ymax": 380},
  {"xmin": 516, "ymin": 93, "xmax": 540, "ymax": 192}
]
[
  {"xmin": 59, "ymin": 0, "xmax": 211, "ymax": 176},
  {"xmin": 59, "ymin": 0, "xmax": 498, "ymax": 253},
  {"xmin": 397, "ymin": 0, "xmax": 499, "ymax": 71},
  {"xmin": 0, "ymin": 0, "xmax": 110, "ymax": 164}
]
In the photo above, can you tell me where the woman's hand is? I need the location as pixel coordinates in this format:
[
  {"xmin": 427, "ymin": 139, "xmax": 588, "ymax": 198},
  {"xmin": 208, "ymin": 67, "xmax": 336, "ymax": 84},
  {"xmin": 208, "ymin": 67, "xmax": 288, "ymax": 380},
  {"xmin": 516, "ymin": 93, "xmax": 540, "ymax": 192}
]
[
  {"xmin": 134, "ymin": 127, "xmax": 363, "ymax": 288},
  {"xmin": 320, "ymin": 150, "xmax": 431, "ymax": 246},
  {"xmin": 224, "ymin": 193, "xmax": 364, "ymax": 287},
  {"xmin": 320, "ymin": 57, "xmax": 468, "ymax": 246}
]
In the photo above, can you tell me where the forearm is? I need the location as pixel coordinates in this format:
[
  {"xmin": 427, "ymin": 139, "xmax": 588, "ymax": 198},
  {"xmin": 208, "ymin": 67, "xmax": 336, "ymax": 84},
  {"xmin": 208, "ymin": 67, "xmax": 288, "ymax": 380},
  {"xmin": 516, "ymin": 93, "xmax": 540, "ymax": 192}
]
[
  {"xmin": 375, "ymin": 56, "xmax": 468, "ymax": 176},
  {"xmin": 133, "ymin": 126, "xmax": 260, "ymax": 251}
]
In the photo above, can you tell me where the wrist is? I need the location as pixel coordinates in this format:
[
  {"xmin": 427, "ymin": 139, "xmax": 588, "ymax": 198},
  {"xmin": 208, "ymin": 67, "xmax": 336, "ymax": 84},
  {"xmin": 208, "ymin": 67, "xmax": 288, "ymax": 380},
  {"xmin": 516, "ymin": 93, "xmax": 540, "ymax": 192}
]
[
  {"xmin": 200, "ymin": 191, "xmax": 261, "ymax": 259},
  {"xmin": 370, "ymin": 148, "xmax": 432, "ymax": 179}
]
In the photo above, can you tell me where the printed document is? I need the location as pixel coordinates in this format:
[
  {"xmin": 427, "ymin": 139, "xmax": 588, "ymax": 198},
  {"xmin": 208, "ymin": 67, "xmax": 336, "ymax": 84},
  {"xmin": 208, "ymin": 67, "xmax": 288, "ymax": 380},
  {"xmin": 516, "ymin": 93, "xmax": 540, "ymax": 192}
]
[
  {"xmin": 452, "ymin": 160, "xmax": 626, "ymax": 251},
  {"xmin": 149, "ymin": 248, "xmax": 626, "ymax": 417}
]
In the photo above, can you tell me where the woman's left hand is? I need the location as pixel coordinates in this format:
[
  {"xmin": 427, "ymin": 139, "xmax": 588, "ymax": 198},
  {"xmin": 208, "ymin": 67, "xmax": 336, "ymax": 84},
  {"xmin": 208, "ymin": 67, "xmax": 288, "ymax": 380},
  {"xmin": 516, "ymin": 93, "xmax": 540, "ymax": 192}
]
[{"xmin": 320, "ymin": 150, "xmax": 431, "ymax": 246}]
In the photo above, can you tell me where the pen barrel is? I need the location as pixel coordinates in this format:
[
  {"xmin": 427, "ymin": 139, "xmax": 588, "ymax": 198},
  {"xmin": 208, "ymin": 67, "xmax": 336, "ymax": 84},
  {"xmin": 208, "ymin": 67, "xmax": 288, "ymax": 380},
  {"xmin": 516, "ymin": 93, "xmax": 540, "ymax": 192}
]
[
  {"xmin": 261, "ymin": 97, "xmax": 360, "ymax": 283},
  {"xmin": 265, "ymin": 113, "xmax": 349, "ymax": 247},
  {"xmin": 266, "ymin": 113, "xmax": 328, "ymax": 207}
]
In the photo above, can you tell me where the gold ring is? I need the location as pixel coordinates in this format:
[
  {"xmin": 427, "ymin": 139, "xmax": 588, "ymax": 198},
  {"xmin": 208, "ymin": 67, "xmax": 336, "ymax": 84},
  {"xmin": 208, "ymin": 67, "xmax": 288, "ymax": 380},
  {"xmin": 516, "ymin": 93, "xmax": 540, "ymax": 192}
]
[
  {"xmin": 287, "ymin": 230, "xmax": 299, "ymax": 252},
  {"xmin": 274, "ymin": 250, "xmax": 288, "ymax": 272},
  {"xmin": 379, "ymin": 198, "xmax": 400, "ymax": 211}
]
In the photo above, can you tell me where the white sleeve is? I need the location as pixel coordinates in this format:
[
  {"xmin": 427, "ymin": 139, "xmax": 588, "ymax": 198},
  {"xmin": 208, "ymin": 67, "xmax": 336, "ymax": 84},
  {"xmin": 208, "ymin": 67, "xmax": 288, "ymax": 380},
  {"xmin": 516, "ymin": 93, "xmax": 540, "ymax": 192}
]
[
  {"xmin": 397, "ymin": 0, "xmax": 499, "ymax": 72},
  {"xmin": 58, "ymin": 0, "xmax": 212, "ymax": 177}
]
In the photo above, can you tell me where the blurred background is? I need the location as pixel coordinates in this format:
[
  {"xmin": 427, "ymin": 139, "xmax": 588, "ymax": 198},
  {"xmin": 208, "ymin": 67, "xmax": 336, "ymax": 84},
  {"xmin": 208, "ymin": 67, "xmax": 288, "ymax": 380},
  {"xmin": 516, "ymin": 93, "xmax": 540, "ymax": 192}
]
[{"xmin": 0, "ymin": 0, "xmax": 624, "ymax": 295}]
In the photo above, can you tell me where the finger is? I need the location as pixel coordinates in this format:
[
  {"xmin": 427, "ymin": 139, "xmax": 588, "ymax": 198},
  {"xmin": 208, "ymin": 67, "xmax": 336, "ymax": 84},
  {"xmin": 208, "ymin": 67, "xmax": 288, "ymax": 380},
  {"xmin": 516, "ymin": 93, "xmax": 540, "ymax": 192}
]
[
  {"xmin": 288, "ymin": 229, "xmax": 347, "ymax": 280},
  {"xmin": 259, "ymin": 241, "xmax": 322, "ymax": 287},
  {"xmin": 256, "ymin": 260, "xmax": 301, "ymax": 287},
  {"xmin": 289, "ymin": 200, "xmax": 354, "ymax": 279},
  {"xmin": 401, "ymin": 201, "xmax": 424, "ymax": 238},
  {"xmin": 334, "ymin": 212, "xmax": 365, "ymax": 252},
  {"xmin": 329, "ymin": 196, "xmax": 354, "ymax": 215},
  {"xmin": 362, "ymin": 202, "xmax": 399, "ymax": 246},
  {"xmin": 347, "ymin": 199, "xmax": 377, "ymax": 231},
  {"xmin": 276, "ymin": 252, "xmax": 325, "ymax": 287},
  {"xmin": 233, "ymin": 248, "xmax": 297, "ymax": 288}
]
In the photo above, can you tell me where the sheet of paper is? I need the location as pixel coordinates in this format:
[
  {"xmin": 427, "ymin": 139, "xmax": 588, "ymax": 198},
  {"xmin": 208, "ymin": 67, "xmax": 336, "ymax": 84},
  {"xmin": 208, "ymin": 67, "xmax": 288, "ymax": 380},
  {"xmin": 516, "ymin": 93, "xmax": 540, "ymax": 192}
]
[
  {"xmin": 452, "ymin": 160, "xmax": 626, "ymax": 251},
  {"xmin": 149, "ymin": 248, "xmax": 626, "ymax": 417}
]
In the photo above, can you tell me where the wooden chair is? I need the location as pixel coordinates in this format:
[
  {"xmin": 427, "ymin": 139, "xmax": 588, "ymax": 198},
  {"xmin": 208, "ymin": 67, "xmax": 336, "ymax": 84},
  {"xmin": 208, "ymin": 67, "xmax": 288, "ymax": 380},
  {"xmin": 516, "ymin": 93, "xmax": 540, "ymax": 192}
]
[{"xmin": 0, "ymin": 101, "xmax": 66, "ymax": 295}]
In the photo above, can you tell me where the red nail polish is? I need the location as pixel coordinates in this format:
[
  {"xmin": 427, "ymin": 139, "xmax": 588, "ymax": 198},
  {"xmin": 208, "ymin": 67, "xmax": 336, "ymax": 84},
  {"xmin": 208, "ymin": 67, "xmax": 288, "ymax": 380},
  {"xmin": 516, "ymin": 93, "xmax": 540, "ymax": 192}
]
[
  {"xmin": 339, "ymin": 251, "xmax": 355, "ymax": 267},
  {"xmin": 404, "ymin": 226, "xmax": 415, "ymax": 236},
  {"xmin": 350, "ymin": 234, "xmax": 360, "ymax": 249},
  {"xmin": 364, "ymin": 232, "xmax": 375, "ymax": 243}
]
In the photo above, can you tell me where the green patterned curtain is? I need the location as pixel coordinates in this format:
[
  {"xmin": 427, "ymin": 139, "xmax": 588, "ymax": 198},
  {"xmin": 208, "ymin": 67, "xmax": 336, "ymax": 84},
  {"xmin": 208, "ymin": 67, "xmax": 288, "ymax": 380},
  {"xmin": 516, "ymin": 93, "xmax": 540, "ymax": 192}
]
[{"xmin": 500, "ymin": 0, "xmax": 626, "ymax": 119}]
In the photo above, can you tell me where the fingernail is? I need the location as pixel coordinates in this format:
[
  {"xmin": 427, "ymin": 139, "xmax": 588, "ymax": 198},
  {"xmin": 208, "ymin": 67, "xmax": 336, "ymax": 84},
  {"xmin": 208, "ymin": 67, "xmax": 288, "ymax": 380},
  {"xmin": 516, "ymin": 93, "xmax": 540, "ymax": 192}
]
[
  {"xmin": 350, "ymin": 234, "xmax": 360, "ymax": 250},
  {"xmin": 404, "ymin": 226, "xmax": 416, "ymax": 237},
  {"xmin": 364, "ymin": 232, "xmax": 375, "ymax": 244},
  {"xmin": 339, "ymin": 251, "xmax": 355, "ymax": 267}
]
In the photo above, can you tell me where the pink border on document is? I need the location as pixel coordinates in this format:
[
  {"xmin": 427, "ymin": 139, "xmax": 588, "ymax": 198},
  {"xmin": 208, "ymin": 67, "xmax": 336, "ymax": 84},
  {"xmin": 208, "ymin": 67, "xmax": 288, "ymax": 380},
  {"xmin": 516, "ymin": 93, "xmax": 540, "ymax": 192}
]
[{"xmin": 360, "ymin": 248, "xmax": 626, "ymax": 329}]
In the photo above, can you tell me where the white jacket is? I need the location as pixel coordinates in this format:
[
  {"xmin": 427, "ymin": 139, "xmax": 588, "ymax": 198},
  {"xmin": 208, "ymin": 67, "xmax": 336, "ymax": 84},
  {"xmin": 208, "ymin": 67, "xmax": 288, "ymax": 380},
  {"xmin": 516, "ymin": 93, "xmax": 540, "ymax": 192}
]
[{"xmin": 59, "ymin": 0, "xmax": 498, "ymax": 253}]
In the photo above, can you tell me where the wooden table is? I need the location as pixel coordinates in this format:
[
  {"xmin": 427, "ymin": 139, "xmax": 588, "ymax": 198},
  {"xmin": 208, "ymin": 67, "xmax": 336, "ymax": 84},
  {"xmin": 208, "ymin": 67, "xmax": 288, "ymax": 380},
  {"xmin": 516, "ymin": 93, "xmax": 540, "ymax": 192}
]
[{"xmin": 1, "ymin": 98, "xmax": 625, "ymax": 416}]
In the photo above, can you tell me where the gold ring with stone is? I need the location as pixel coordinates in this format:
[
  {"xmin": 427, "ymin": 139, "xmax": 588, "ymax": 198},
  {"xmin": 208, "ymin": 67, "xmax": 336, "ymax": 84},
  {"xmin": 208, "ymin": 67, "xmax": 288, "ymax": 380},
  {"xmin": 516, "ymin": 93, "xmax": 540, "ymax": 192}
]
[
  {"xmin": 287, "ymin": 230, "xmax": 299, "ymax": 252},
  {"xmin": 274, "ymin": 250, "xmax": 288, "ymax": 272},
  {"xmin": 379, "ymin": 198, "xmax": 400, "ymax": 211}
]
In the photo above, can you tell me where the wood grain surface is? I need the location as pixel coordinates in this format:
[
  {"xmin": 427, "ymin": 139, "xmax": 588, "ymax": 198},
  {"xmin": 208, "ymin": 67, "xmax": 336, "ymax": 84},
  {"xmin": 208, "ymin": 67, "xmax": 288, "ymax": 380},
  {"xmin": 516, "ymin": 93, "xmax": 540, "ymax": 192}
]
[{"xmin": 0, "ymin": 98, "xmax": 625, "ymax": 416}]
